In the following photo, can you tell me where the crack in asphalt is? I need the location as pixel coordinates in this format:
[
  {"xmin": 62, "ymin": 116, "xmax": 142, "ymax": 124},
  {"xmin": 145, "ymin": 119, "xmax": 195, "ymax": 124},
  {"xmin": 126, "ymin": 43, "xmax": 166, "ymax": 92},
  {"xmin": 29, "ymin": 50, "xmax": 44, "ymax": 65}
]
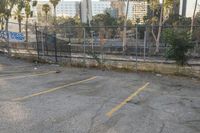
[
  {"xmin": 88, "ymin": 98, "xmax": 110, "ymax": 133},
  {"xmin": 159, "ymin": 123, "xmax": 165, "ymax": 133}
]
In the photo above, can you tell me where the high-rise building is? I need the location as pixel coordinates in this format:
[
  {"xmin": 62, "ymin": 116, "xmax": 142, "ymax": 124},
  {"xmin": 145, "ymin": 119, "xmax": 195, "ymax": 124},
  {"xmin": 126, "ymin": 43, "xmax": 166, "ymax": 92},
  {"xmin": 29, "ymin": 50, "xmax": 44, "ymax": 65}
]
[
  {"xmin": 131, "ymin": 1, "xmax": 147, "ymax": 23},
  {"xmin": 19, "ymin": 0, "xmax": 148, "ymax": 24},
  {"xmin": 35, "ymin": 0, "xmax": 81, "ymax": 18},
  {"xmin": 92, "ymin": 1, "xmax": 111, "ymax": 16},
  {"xmin": 105, "ymin": 7, "xmax": 118, "ymax": 18},
  {"xmin": 179, "ymin": 0, "xmax": 200, "ymax": 17},
  {"xmin": 111, "ymin": 1, "xmax": 126, "ymax": 17},
  {"xmin": 179, "ymin": 0, "xmax": 187, "ymax": 16},
  {"xmin": 80, "ymin": 0, "xmax": 92, "ymax": 24},
  {"xmin": 110, "ymin": 1, "xmax": 147, "ymax": 23},
  {"xmin": 56, "ymin": 1, "xmax": 80, "ymax": 17}
]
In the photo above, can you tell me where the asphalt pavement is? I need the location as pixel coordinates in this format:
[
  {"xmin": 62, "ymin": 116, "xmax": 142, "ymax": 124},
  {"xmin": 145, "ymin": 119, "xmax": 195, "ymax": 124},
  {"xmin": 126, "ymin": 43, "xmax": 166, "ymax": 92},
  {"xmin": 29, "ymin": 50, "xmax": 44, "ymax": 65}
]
[{"xmin": 0, "ymin": 55, "xmax": 200, "ymax": 133}]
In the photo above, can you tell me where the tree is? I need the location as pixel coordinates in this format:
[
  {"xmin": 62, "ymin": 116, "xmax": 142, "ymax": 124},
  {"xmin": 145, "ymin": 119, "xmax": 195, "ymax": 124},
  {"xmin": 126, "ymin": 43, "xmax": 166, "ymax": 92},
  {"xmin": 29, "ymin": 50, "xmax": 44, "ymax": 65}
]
[
  {"xmin": 32, "ymin": 0, "xmax": 37, "ymax": 7},
  {"xmin": 24, "ymin": 0, "xmax": 37, "ymax": 42},
  {"xmin": 42, "ymin": 4, "xmax": 51, "ymax": 26},
  {"xmin": 164, "ymin": 14, "xmax": 191, "ymax": 26},
  {"xmin": 163, "ymin": 29, "xmax": 194, "ymax": 66},
  {"xmin": 14, "ymin": 0, "xmax": 24, "ymax": 32},
  {"xmin": 0, "ymin": 0, "xmax": 16, "ymax": 31},
  {"xmin": 0, "ymin": 0, "xmax": 16, "ymax": 54},
  {"xmin": 0, "ymin": 0, "xmax": 6, "ymax": 30},
  {"xmin": 117, "ymin": 16, "xmax": 133, "ymax": 30},
  {"xmin": 91, "ymin": 13, "xmax": 117, "ymax": 27},
  {"xmin": 25, "ymin": 0, "xmax": 31, "ymax": 42},
  {"xmin": 56, "ymin": 17, "xmax": 82, "ymax": 38},
  {"xmin": 190, "ymin": 0, "xmax": 198, "ymax": 36},
  {"xmin": 146, "ymin": 0, "xmax": 174, "ymax": 54},
  {"xmin": 91, "ymin": 13, "xmax": 119, "ymax": 38},
  {"xmin": 193, "ymin": 12, "xmax": 200, "ymax": 42},
  {"xmin": 49, "ymin": 0, "xmax": 60, "ymax": 24}
]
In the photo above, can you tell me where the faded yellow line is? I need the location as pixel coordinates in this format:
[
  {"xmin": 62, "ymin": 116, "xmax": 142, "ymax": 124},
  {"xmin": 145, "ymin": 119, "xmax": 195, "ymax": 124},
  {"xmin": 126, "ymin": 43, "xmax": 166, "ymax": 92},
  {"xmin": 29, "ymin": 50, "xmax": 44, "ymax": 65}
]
[
  {"xmin": 12, "ymin": 76, "xmax": 97, "ymax": 101},
  {"xmin": 0, "ymin": 71, "xmax": 55, "ymax": 80},
  {"xmin": 106, "ymin": 82, "xmax": 150, "ymax": 117}
]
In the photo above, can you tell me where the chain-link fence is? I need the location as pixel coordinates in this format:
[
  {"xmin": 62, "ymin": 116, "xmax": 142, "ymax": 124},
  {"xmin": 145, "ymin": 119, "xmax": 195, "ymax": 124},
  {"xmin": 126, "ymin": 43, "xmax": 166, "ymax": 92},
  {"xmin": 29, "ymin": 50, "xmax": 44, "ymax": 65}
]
[{"xmin": 0, "ymin": 22, "xmax": 200, "ymax": 67}]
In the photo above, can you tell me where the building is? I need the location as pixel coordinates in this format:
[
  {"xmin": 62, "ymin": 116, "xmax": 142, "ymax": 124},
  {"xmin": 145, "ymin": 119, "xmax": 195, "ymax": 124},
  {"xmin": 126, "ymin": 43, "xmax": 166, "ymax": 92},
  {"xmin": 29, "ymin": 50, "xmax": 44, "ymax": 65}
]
[
  {"xmin": 111, "ymin": 1, "xmax": 126, "ymax": 17},
  {"xmin": 81, "ymin": 0, "xmax": 147, "ymax": 24},
  {"xmin": 131, "ymin": 1, "xmax": 148, "ymax": 24},
  {"xmin": 81, "ymin": 0, "xmax": 111, "ymax": 23},
  {"xmin": 10, "ymin": 0, "xmax": 147, "ymax": 25},
  {"xmin": 92, "ymin": 1, "xmax": 111, "ymax": 16},
  {"xmin": 108, "ymin": 1, "xmax": 148, "ymax": 23},
  {"xmin": 35, "ymin": 0, "xmax": 81, "ymax": 18},
  {"xmin": 105, "ymin": 7, "xmax": 118, "ymax": 18},
  {"xmin": 179, "ymin": 0, "xmax": 200, "ymax": 17},
  {"xmin": 80, "ymin": 0, "xmax": 92, "ymax": 24},
  {"xmin": 180, "ymin": 0, "xmax": 187, "ymax": 16},
  {"xmin": 56, "ymin": 1, "xmax": 80, "ymax": 17}
]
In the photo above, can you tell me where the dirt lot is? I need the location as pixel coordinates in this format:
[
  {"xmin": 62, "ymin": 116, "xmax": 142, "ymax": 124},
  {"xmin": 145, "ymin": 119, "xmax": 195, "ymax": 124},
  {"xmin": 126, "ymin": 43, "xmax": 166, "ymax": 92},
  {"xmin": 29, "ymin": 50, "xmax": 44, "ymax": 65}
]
[{"xmin": 0, "ymin": 54, "xmax": 200, "ymax": 133}]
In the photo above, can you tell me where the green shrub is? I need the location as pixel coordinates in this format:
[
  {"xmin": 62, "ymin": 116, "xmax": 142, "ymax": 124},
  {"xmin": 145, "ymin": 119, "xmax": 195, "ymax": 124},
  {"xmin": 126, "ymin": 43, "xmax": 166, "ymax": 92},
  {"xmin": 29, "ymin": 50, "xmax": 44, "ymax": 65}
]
[{"xmin": 163, "ymin": 29, "xmax": 194, "ymax": 66}]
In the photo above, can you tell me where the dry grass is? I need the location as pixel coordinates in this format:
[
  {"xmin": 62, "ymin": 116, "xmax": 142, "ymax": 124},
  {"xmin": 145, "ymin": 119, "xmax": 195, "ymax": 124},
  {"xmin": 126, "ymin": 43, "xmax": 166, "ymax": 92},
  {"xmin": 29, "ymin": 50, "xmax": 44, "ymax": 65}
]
[
  {"xmin": 70, "ymin": 59, "xmax": 200, "ymax": 79},
  {"xmin": 8, "ymin": 53, "xmax": 200, "ymax": 79}
]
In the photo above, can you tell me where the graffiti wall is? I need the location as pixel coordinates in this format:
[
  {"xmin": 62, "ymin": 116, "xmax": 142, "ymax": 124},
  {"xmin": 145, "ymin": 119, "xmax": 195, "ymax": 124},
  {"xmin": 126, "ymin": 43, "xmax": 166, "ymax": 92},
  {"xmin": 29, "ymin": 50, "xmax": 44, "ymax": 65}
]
[{"xmin": 0, "ymin": 30, "xmax": 25, "ymax": 42}]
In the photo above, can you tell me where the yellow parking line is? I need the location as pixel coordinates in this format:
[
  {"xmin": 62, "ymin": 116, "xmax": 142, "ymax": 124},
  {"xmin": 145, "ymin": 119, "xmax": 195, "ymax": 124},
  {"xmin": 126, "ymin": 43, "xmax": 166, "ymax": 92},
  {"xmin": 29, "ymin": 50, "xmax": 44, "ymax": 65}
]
[
  {"xmin": 106, "ymin": 82, "xmax": 150, "ymax": 118},
  {"xmin": 0, "ymin": 71, "xmax": 56, "ymax": 80},
  {"xmin": 12, "ymin": 76, "xmax": 97, "ymax": 101}
]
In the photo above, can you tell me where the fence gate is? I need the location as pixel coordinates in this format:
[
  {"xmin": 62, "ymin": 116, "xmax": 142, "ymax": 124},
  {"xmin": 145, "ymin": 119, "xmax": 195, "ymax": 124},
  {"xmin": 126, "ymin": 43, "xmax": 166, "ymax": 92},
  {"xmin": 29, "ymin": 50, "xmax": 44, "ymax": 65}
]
[{"xmin": 35, "ymin": 26, "xmax": 71, "ymax": 63}]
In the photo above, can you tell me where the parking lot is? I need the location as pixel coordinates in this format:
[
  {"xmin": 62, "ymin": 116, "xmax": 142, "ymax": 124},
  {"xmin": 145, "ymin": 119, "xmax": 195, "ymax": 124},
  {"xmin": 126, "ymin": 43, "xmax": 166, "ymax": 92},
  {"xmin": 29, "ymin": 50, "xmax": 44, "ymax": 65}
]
[{"xmin": 0, "ymin": 55, "xmax": 200, "ymax": 133}]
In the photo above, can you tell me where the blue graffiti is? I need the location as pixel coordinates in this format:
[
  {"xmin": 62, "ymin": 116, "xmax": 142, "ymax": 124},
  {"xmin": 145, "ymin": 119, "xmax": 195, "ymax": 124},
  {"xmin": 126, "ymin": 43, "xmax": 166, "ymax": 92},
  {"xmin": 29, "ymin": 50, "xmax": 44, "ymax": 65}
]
[
  {"xmin": 0, "ymin": 30, "xmax": 25, "ymax": 42},
  {"xmin": 0, "ymin": 30, "xmax": 7, "ymax": 40}
]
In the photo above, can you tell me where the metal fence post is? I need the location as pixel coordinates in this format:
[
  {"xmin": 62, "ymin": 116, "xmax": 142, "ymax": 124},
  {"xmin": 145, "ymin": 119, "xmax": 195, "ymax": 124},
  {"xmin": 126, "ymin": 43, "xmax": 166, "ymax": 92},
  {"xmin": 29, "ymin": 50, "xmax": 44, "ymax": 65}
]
[
  {"xmin": 54, "ymin": 31, "xmax": 58, "ymax": 63},
  {"xmin": 144, "ymin": 26, "xmax": 147, "ymax": 62},
  {"xmin": 44, "ymin": 27, "xmax": 48, "ymax": 56},
  {"xmin": 83, "ymin": 27, "xmax": 86, "ymax": 66},
  {"xmin": 41, "ymin": 29, "xmax": 44, "ymax": 56},
  {"xmin": 91, "ymin": 31, "xmax": 94, "ymax": 53},
  {"xmin": 136, "ymin": 25, "xmax": 138, "ymax": 72},
  {"xmin": 35, "ymin": 23, "xmax": 40, "ymax": 60}
]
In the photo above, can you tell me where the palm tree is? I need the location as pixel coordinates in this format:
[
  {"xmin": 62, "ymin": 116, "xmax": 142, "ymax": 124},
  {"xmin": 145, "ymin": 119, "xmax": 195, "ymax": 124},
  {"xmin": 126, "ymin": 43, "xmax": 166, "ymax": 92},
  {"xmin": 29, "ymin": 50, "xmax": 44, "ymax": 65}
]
[
  {"xmin": 25, "ymin": 0, "xmax": 37, "ymax": 42},
  {"xmin": 14, "ymin": 0, "xmax": 24, "ymax": 32},
  {"xmin": 25, "ymin": 0, "xmax": 31, "ymax": 42},
  {"xmin": 0, "ymin": 0, "xmax": 6, "ymax": 30},
  {"xmin": 49, "ymin": 0, "xmax": 61, "ymax": 24},
  {"xmin": 0, "ymin": 0, "xmax": 16, "ymax": 32},
  {"xmin": 42, "ymin": 4, "xmax": 51, "ymax": 26},
  {"xmin": 1, "ymin": 0, "xmax": 16, "ymax": 55}
]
